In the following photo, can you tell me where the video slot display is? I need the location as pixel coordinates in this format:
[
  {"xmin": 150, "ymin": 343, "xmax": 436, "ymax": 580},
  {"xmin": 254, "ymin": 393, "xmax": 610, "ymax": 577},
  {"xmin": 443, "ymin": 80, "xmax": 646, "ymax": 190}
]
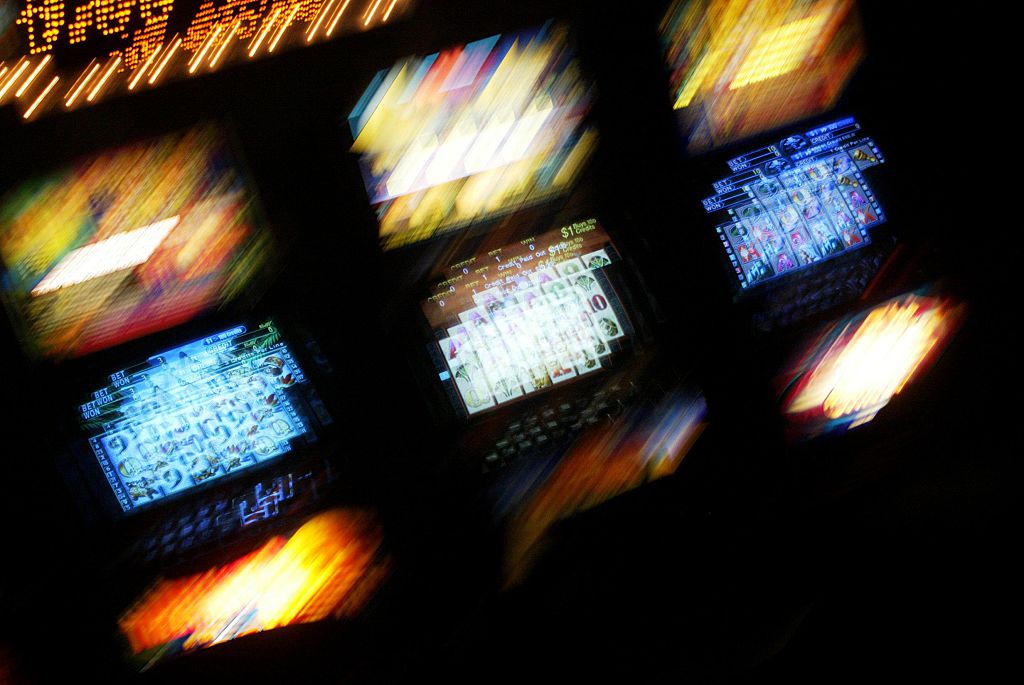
[
  {"xmin": 0, "ymin": 124, "xmax": 272, "ymax": 359},
  {"xmin": 660, "ymin": 0, "xmax": 865, "ymax": 152},
  {"xmin": 422, "ymin": 219, "xmax": 630, "ymax": 416},
  {"xmin": 349, "ymin": 23, "xmax": 595, "ymax": 250},
  {"xmin": 701, "ymin": 117, "xmax": 886, "ymax": 289},
  {"xmin": 777, "ymin": 288, "xmax": 963, "ymax": 439},
  {"xmin": 119, "ymin": 508, "xmax": 388, "ymax": 669},
  {"xmin": 79, "ymin": 319, "xmax": 330, "ymax": 513}
]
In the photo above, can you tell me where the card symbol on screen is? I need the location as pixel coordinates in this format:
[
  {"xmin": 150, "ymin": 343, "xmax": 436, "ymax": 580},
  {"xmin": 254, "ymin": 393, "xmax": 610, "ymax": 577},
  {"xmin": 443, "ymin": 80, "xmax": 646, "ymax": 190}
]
[{"xmin": 737, "ymin": 243, "xmax": 761, "ymax": 263}]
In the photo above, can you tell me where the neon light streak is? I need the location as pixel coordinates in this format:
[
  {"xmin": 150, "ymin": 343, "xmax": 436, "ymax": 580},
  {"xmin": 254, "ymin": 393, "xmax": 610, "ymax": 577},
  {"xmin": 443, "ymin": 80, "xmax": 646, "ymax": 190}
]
[
  {"xmin": 189, "ymin": 25, "xmax": 223, "ymax": 74},
  {"xmin": 24, "ymin": 76, "xmax": 60, "ymax": 119},
  {"xmin": 128, "ymin": 46, "xmax": 161, "ymax": 90},
  {"xmin": 307, "ymin": 0, "xmax": 337, "ymax": 42},
  {"xmin": 248, "ymin": 8, "xmax": 282, "ymax": 58},
  {"xmin": 363, "ymin": 0, "xmax": 382, "ymax": 26},
  {"xmin": 149, "ymin": 37, "xmax": 182, "ymax": 85},
  {"xmin": 210, "ymin": 21, "xmax": 239, "ymax": 69},
  {"xmin": 15, "ymin": 55, "xmax": 51, "ymax": 98},
  {"xmin": 325, "ymin": 0, "xmax": 351, "ymax": 37},
  {"xmin": 269, "ymin": 3, "xmax": 302, "ymax": 53},
  {"xmin": 0, "ymin": 59, "xmax": 31, "ymax": 101},
  {"xmin": 87, "ymin": 57, "xmax": 121, "ymax": 102},
  {"xmin": 66, "ymin": 62, "xmax": 101, "ymax": 105}
]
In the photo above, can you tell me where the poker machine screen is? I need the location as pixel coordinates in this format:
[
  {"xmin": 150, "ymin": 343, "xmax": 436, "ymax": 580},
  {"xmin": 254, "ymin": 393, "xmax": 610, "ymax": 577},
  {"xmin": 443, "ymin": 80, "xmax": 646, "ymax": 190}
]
[
  {"xmin": 77, "ymin": 319, "xmax": 333, "ymax": 514},
  {"xmin": 420, "ymin": 218, "xmax": 633, "ymax": 417},
  {"xmin": 0, "ymin": 123, "xmax": 273, "ymax": 360},
  {"xmin": 700, "ymin": 117, "xmax": 886, "ymax": 291}
]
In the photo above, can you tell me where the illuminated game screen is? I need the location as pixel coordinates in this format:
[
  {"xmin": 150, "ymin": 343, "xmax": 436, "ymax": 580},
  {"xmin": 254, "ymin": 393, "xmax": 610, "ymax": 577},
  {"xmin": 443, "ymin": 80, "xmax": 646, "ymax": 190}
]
[
  {"xmin": 422, "ymin": 219, "xmax": 630, "ymax": 416},
  {"xmin": 701, "ymin": 117, "xmax": 886, "ymax": 289},
  {"xmin": 79, "ymin": 320, "xmax": 330, "ymax": 513},
  {"xmin": 0, "ymin": 124, "xmax": 272, "ymax": 359},
  {"xmin": 1, "ymin": 1, "xmax": 415, "ymax": 121},
  {"xmin": 661, "ymin": 0, "xmax": 864, "ymax": 152},
  {"xmin": 349, "ymin": 24, "xmax": 596, "ymax": 250},
  {"xmin": 777, "ymin": 288, "xmax": 963, "ymax": 440},
  {"xmin": 120, "ymin": 508, "xmax": 388, "ymax": 669}
]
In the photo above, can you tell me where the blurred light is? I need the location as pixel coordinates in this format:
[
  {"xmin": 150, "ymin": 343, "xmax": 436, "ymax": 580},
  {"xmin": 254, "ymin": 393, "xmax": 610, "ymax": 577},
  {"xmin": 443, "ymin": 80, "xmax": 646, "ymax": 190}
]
[
  {"xmin": 501, "ymin": 388, "xmax": 707, "ymax": 586},
  {"xmin": 350, "ymin": 24, "xmax": 595, "ymax": 249},
  {"xmin": 30, "ymin": 216, "xmax": 179, "ymax": 295},
  {"xmin": 5, "ymin": 0, "xmax": 414, "ymax": 121},
  {"xmin": 119, "ymin": 509, "xmax": 388, "ymax": 666},
  {"xmin": 729, "ymin": 14, "xmax": 827, "ymax": 89},
  {"xmin": 248, "ymin": 8, "xmax": 281, "ymax": 57},
  {"xmin": 269, "ymin": 3, "xmax": 302, "ymax": 53},
  {"xmin": 23, "ymin": 73, "xmax": 57, "ymax": 118},
  {"xmin": 148, "ymin": 35, "xmax": 181, "ymax": 84},
  {"xmin": 325, "ymin": 0, "xmax": 351, "ymax": 37},
  {"xmin": 661, "ymin": 0, "xmax": 864, "ymax": 151},
  {"xmin": 13, "ymin": 52, "xmax": 47, "ymax": 96},
  {"xmin": 778, "ymin": 290, "xmax": 964, "ymax": 438},
  {"xmin": 307, "ymin": 0, "xmax": 336, "ymax": 41},
  {"xmin": 0, "ymin": 125, "xmax": 274, "ymax": 359},
  {"xmin": 362, "ymin": 0, "xmax": 381, "ymax": 26},
  {"xmin": 0, "ymin": 56, "xmax": 28, "ymax": 99},
  {"xmin": 188, "ymin": 24, "xmax": 221, "ymax": 74},
  {"xmin": 85, "ymin": 55, "xmax": 120, "ymax": 101},
  {"xmin": 127, "ymin": 47, "xmax": 158, "ymax": 90},
  {"xmin": 209, "ymin": 21, "xmax": 238, "ymax": 69},
  {"xmin": 65, "ymin": 60, "xmax": 98, "ymax": 104}
]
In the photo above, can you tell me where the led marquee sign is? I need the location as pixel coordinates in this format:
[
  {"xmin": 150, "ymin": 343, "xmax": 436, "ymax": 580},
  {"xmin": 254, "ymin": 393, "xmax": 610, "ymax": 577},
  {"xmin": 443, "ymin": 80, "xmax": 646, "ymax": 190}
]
[{"xmin": 0, "ymin": 0, "xmax": 412, "ymax": 120}]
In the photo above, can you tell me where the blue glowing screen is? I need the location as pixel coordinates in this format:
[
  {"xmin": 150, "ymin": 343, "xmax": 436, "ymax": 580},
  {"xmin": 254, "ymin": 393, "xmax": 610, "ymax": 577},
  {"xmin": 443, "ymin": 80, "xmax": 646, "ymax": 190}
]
[
  {"xmin": 79, "ymin": 320, "xmax": 321, "ymax": 513},
  {"xmin": 701, "ymin": 117, "xmax": 886, "ymax": 289}
]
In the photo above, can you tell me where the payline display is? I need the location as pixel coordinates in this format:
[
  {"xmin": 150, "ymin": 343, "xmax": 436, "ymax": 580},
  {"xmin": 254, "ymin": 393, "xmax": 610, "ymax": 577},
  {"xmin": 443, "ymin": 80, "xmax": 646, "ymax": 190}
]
[
  {"xmin": 702, "ymin": 117, "xmax": 886, "ymax": 290},
  {"xmin": 423, "ymin": 219, "xmax": 630, "ymax": 416},
  {"xmin": 78, "ymin": 319, "xmax": 330, "ymax": 514}
]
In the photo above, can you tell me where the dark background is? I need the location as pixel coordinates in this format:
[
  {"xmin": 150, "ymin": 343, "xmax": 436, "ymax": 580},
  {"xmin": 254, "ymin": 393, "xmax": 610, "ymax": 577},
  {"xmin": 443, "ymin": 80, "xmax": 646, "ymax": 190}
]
[{"xmin": 0, "ymin": 1, "xmax": 1004, "ymax": 682}]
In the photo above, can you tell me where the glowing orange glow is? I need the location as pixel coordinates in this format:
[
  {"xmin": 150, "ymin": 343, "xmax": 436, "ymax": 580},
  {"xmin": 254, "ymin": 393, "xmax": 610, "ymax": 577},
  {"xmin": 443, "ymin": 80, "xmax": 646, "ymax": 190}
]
[
  {"xmin": 789, "ymin": 299, "xmax": 953, "ymax": 419},
  {"xmin": 148, "ymin": 36, "xmax": 181, "ymax": 84},
  {"xmin": 662, "ymin": 0, "xmax": 864, "ymax": 151},
  {"xmin": 780, "ymin": 292, "xmax": 963, "ymax": 438},
  {"xmin": 307, "ymin": 0, "xmax": 336, "ymax": 41},
  {"xmin": 188, "ymin": 24, "xmax": 222, "ymax": 74},
  {"xmin": 128, "ymin": 45, "xmax": 160, "ymax": 90},
  {"xmin": 504, "ymin": 392, "xmax": 706, "ymax": 586},
  {"xmin": 0, "ymin": 59, "xmax": 30, "ymax": 100},
  {"xmin": 65, "ymin": 61, "xmax": 100, "ymax": 105},
  {"xmin": 730, "ymin": 13, "xmax": 828, "ymax": 89},
  {"xmin": 119, "ymin": 509, "xmax": 387, "ymax": 659},
  {"xmin": 269, "ymin": 3, "xmax": 302, "ymax": 53},
  {"xmin": 24, "ymin": 75, "xmax": 60, "ymax": 119},
  {"xmin": 14, "ymin": 54, "xmax": 50, "ymax": 98},
  {"xmin": 248, "ymin": 8, "xmax": 281, "ymax": 57},
  {"xmin": 362, "ymin": 0, "xmax": 381, "ymax": 26},
  {"xmin": 7, "ymin": 0, "xmax": 415, "ymax": 121},
  {"xmin": 209, "ymin": 20, "xmax": 238, "ymax": 68},
  {"xmin": 325, "ymin": 0, "xmax": 350, "ymax": 36},
  {"xmin": 86, "ymin": 56, "xmax": 121, "ymax": 102}
]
